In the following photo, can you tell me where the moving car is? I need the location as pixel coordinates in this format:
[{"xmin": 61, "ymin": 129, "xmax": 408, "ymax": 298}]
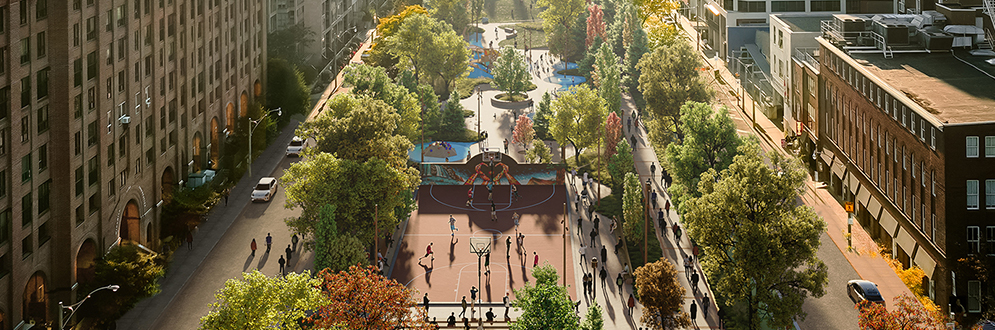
[
  {"xmin": 847, "ymin": 280, "xmax": 885, "ymax": 307},
  {"xmin": 287, "ymin": 137, "xmax": 305, "ymax": 157},
  {"xmin": 251, "ymin": 177, "xmax": 278, "ymax": 202}
]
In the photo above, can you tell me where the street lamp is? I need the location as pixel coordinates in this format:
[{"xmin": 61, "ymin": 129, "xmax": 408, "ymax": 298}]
[
  {"xmin": 477, "ymin": 86, "xmax": 482, "ymax": 149},
  {"xmin": 644, "ymin": 178, "xmax": 651, "ymax": 263},
  {"xmin": 247, "ymin": 108, "xmax": 282, "ymax": 177},
  {"xmin": 59, "ymin": 284, "xmax": 120, "ymax": 329}
]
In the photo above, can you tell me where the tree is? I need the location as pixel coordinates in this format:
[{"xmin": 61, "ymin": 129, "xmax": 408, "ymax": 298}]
[
  {"xmin": 621, "ymin": 172, "xmax": 644, "ymax": 243},
  {"xmin": 267, "ymin": 23, "xmax": 316, "ymax": 69},
  {"xmin": 593, "ymin": 43, "xmax": 621, "ymax": 116},
  {"xmin": 428, "ymin": 0, "xmax": 470, "ymax": 35},
  {"xmin": 608, "ymin": 138, "xmax": 634, "ymax": 195},
  {"xmin": 633, "ymin": 0, "xmax": 680, "ymax": 24},
  {"xmin": 637, "ymin": 42, "xmax": 713, "ymax": 137},
  {"xmin": 856, "ymin": 294, "xmax": 947, "ymax": 330},
  {"xmin": 282, "ymin": 152, "xmax": 420, "ymax": 248},
  {"xmin": 512, "ymin": 115, "xmax": 535, "ymax": 150},
  {"xmin": 635, "ymin": 258, "xmax": 691, "ymax": 330},
  {"xmin": 298, "ymin": 94, "xmax": 415, "ymax": 169},
  {"xmin": 491, "ymin": 46, "xmax": 530, "ymax": 97},
  {"xmin": 526, "ymin": 139, "xmax": 552, "ymax": 164},
  {"xmin": 664, "ymin": 102, "xmax": 742, "ymax": 211},
  {"xmin": 386, "ymin": 13, "xmax": 470, "ymax": 95},
  {"xmin": 199, "ymin": 271, "xmax": 326, "ymax": 330},
  {"xmin": 314, "ymin": 204, "xmax": 368, "ymax": 273},
  {"xmin": 267, "ymin": 58, "xmax": 311, "ymax": 125},
  {"xmin": 586, "ymin": 4, "xmax": 606, "ymax": 48},
  {"xmin": 550, "ymin": 85, "xmax": 608, "ymax": 162},
  {"xmin": 312, "ymin": 265, "xmax": 430, "ymax": 329},
  {"xmin": 83, "ymin": 244, "xmax": 167, "ymax": 322},
  {"xmin": 683, "ymin": 142, "xmax": 829, "ymax": 330},
  {"xmin": 623, "ymin": 27, "xmax": 651, "ymax": 109},
  {"xmin": 534, "ymin": 92, "xmax": 554, "ymax": 140},
  {"xmin": 368, "ymin": 5, "xmax": 430, "ymax": 75},
  {"xmin": 644, "ymin": 12, "xmax": 682, "ymax": 49},
  {"xmin": 957, "ymin": 246, "xmax": 995, "ymax": 320},
  {"xmin": 387, "ymin": 13, "xmax": 436, "ymax": 85},
  {"xmin": 424, "ymin": 21, "xmax": 471, "ymax": 96},
  {"xmin": 440, "ymin": 91, "xmax": 468, "ymax": 139},
  {"xmin": 580, "ymin": 303, "xmax": 605, "ymax": 330},
  {"xmin": 538, "ymin": 0, "xmax": 586, "ymax": 58},
  {"xmin": 604, "ymin": 112, "xmax": 622, "ymax": 158},
  {"xmin": 511, "ymin": 264, "xmax": 580, "ymax": 330}
]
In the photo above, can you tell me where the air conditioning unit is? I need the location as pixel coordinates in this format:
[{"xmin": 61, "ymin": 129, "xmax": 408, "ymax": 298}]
[{"xmin": 119, "ymin": 115, "xmax": 131, "ymax": 124}]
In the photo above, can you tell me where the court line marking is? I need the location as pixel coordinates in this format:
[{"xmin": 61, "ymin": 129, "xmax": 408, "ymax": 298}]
[{"xmin": 429, "ymin": 184, "xmax": 559, "ymax": 212}]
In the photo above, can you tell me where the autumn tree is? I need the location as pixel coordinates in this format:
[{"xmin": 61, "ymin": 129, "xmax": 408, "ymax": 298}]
[
  {"xmin": 856, "ymin": 294, "xmax": 947, "ymax": 330},
  {"xmin": 637, "ymin": 42, "xmax": 713, "ymax": 138},
  {"xmin": 538, "ymin": 0, "xmax": 587, "ymax": 58},
  {"xmin": 586, "ymin": 4, "xmax": 606, "ymax": 48},
  {"xmin": 314, "ymin": 204, "xmax": 368, "ymax": 272},
  {"xmin": 683, "ymin": 142, "xmax": 828, "ymax": 330},
  {"xmin": 199, "ymin": 271, "xmax": 327, "ymax": 330},
  {"xmin": 621, "ymin": 172, "xmax": 644, "ymax": 243},
  {"xmin": 526, "ymin": 139, "xmax": 553, "ymax": 164},
  {"xmin": 604, "ymin": 112, "xmax": 622, "ymax": 158},
  {"xmin": 664, "ymin": 102, "xmax": 742, "ymax": 211},
  {"xmin": 511, "ymin": 264, "xmax": 580, "ymax": 330},
  {"xmin": 312, "ymin": 265, "xmax": 430, "ymax": 329},
  {"xmin": 491, "ymin": 46, "xmax": 531, "ymax": 98},
  {"xmin": 513, "ymin": 115, "xmax": 536, "ymax": 150},
  {"xmin": 550, "ymin": 85, "xmax": 608, "ymax": 162},
  {"xmin": 593, "ymin": 43, "xmax": 621, "ymax": 116},
  {"xmin": 608, "ymin": 139, "xmax": 634, "ymax": 195},
  {"xmin": 633, "ymin": 0, "xmax": 680, "ymax": 23},
  {"xmin": 635, "ymin": 258, "xmax": 691, "ymax": 330}
]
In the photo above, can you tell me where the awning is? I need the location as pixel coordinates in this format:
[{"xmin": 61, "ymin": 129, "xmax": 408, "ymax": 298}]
[
  {"xmin": 867, "ymin": 197, "xmax": 883, "ymax": 220},
  {"xmin": 848, "ymin": 172, "xmax": 860, "ymax": 194},
  {"xmin": 914, "ymin": 249, "xmax": 937, "ymax": 277},
  {"xmin": 857, "ymin": 186, "xmax": 872, "ymax": 207},
  {"xmin": 821, "ymin": 152, "xmax": 834, "ymax": 167},
  {"xmin": 832, "ymin": 159, "xmax": 846, "ymax": 179},
  {"xmin": 880, "ymin": 211, "xmax": 899, "ymax": 236},
  {"xmin": 706, "ymin": 3, "xmax": 722, "ymax": 15},
  {"xmin": 894, "ymin": 226, "xmax": 918, "ymax": 258}
]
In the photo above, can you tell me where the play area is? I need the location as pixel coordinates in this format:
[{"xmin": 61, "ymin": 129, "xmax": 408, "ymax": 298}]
[{"xmin": 390, "ymin": 152, "xmax": 575, "ymax": 303}]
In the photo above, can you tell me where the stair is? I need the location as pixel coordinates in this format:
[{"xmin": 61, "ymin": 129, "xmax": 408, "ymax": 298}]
[{"xmin": 984, "ymin": 0, "xmax": 995, "ymax": 50}]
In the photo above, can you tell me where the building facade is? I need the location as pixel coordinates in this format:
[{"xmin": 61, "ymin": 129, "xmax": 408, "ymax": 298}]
[{"xmin": 0, "ymin": 0, "xmax": 266, "ymax": 328}]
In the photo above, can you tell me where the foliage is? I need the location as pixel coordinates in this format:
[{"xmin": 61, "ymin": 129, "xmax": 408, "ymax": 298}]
[
  {"xmin": 637, "ymin": 42, "xmax": 713, "ymax": 136},
  {"xmin": 604, "ymin": 112, "xmax": 622, "ymax": 158},
  {"xmin": 958, "ymin": 251, "xmax": 995, "ymax": 320},
  {"xmin": 83, "ymin": 244, "xmax": 167, "ymax": 322},
  {"xmin": 550, "ymin": 85, "xmax": 608, "ymax": 162},
  {"xmin": 644, "ymin": 13, "xmax": 682, "ymax": 49},
  {"xmin": 593, "ymin": 43, "xmax": 622, "ymax": 116},
  {"xmin": 267, "ymin": 58, "xmax": 311, "ymax": 125},
  {"xmin": 440, "ymin": 91, "xmax": 469, "ymax": 139},
  {"xmin": 299, "ymin": 93, "xmax": 414, "ymax": 169},
  {"xmin": 491, "ymin": 46, "xmax": 531, "ymax": 97},
  {"xmin": 456, "ymin": 77, "xmax": 492, "ymax": 99},
  {"xmin": 538, "ymin": 0, "xmax": 587, "ymax": 58},
  {"xmin": 684, "ymin": 142, "xmax": 828, "ymax": 330},
  {"xmin": 883, "ymin": 254, "xmax": 927, "ymax": 299},
  {"xmin": 312, "ymin": 266, "xmax": 430, "ymax": 329},
  {"xmin": 580, "ymin": 303, "xmax": 605, "ymax": 330},
  {"xmin": 633, "ymin": 0, "xmax": 680, "ymax": 23},
  {"xmin": 160, "ymin": 184, "xmax": 218, "ymax": 241},
  {"xmin": 511, "ymin": 264, "xmax": 580, "ymax": 330},
  {"xmin": 635, "ymin": 258, "xmax": 691, "ymax": 329},
  {"xmin": 512, "ymin": 115, "xmax": 536, "ymax": 150},
  {"xmin": 267, "ymin": 23, "xmax": 316, "ymax": 69},
  {"xmin": 314, "ymin": 204, "xmax": 369, "ymax": 273},
  {"xmin": 424, "ymin": 22, "xmax": 472, "ymax": 96},
  {"xmin": 385, "ymin": 12, "xmax": 470, "ymax": 95},
  {"xmin": 664, "ymin": 102, "xmax": 742, "ymax": 212},
  {"xmin": 526, "ymin": 139, "xmax": 552, "ymax": 164},
  {"xmin": 608, "ymin": 138, "xmax": 634, "ymax": 195},
  {"xmin": 533, "ymin": 92, "xmax": 554, "ymax": 140},
  {"xmin": 428, "ymin": 0, "xmax": 470, "ymax": 35},
  {"xmin": 199, "ymin": 271, "xmax": 326, "ymax": 330},
  {"xmin": 377, "ymin": 5, "xmax": 431, "ymax": 41},
  {"xmin": 623, "ymin": 27, "xmax": 651, "ymax": 110},
  {"xmin": 622, "ymin": 172, "xmax": 644, "ymax": 243},
  {"xmin": 586, "ymin": 5, "xmax": 606, "ymax": 48},
  {"xmin": 856, "ymin": 294, "xmax": 947, "ymax": 330},
  {"xmin": 282, "ymin": 153, "xmax": 420, "ymax": 249}
]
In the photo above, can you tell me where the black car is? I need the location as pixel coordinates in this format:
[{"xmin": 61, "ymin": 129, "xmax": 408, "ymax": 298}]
[{"xmin": 847, "ymin": 280, "xmax": 885, "ymax": 307}]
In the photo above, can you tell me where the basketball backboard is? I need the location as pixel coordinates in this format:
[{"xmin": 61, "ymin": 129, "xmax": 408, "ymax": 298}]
[{"xmin": 470, "ymin": 237, "xmax": 491, "ymax": 256}]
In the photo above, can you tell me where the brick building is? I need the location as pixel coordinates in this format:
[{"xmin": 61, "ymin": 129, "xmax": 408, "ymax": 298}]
[{"xmin": 0, "ymin": 0, "xmax": 267, "ymax": 327}]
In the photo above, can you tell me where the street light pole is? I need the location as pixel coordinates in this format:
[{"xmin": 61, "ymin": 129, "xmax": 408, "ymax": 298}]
[
  {"xmin": 247, "ymin": 108, "xmax": 282, "ymax": 177},
  {"xmin": 563, "ymin": 202, "xmax": 567, "ymax": 287},
  {"xmin": 59, "ymin": 285, "xmax": 120, "ymax": 330},
  {"xmin": 644, "ymin": 178, "xmax": 651, "ymax": 263},
  {"xmin": 477, "ymin": 87, "xmax": 482, "ymax": 146}
]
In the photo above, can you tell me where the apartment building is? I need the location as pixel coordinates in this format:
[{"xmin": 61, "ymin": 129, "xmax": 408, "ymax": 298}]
[
  {"xmin": 0, "ymin": 0, "xmax": 266, "ymax": 328},
  {"xmin": 817, "ymin": 13, "xmax": 995, "ymax": 316},
  {"xmin": 269, "ymin": 0, "xmax": 374, "ymax": 68}
]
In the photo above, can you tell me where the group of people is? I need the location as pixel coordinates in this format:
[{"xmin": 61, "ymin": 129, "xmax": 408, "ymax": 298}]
[{"xmin": 248, "ymin": 233, "xmax": 299, "ymax": 275}]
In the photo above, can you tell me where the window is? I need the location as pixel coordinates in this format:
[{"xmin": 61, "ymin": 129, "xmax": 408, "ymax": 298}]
[
  {"xmin": 987, "ymin": 179, "xmax": 995, "ymax": 209},
  {"xmin": 74, "ymin": 59, "xmax": 82, "ymax": 87},
  {"xmin": 738, "ymin": 0, "xmax": 766, "ymax": 11},
  {"xmin": 86, "ymin": 16, "xmax": 96, "ymax": 40},
  {"xmin": 75, "ymin": 166, "xmax": 83, "ymax": 196},
  {"xmin": 37, "ymin": 180, "xmax": 49, "ymax": 214},
  {"xmin": 19, "ymin": 117, "xmax": 27, "ymax": 142},
  {"xmin": 986, "ymin": 136, "xmax": 995, "ymax": 157},
  {"xmin": 18, "ymin": 38, "xmax": 28, "ymax": 64},
  {"xmin": 930, "ymin": 127, "xmax": 936, "ymax": 149},
  {"xmin": 73, "ymin": 23, "xmax": 80, "ymax": 46},
  {"xmin": 87, "ymin": 120, "xmax": 97, "ymax": 146},
  {"xmin": 0, "ymin": 170, "xmax": 5, "ymax": 197},
  {"xmin": 18, "ymin": 0, "xmax": 26, "ymax": 25},
  {"xmin": 0, "ymin": 46, "xmax": 6, "ymax": 74},
  {"xmin": 38, "ymin": 221, "xmax": 49, "ymax": 245},
  {"xmin": 86, "ymin": 51, "xmax": 97, "ymax": 80},
  {"xmin": 35, "ymin": 0, "xmax": 46, "ymax": 20},
  {"xmin": 931, "ymin": 214, "xmax": 936, "ymax": 241},
  {"xmin": 0, "ymin": 87, "xmax": 8, "ymax": 120},
  {"xmin": 968, "ymin": 226, "xmax": 980, "ymax": 254},
  {"xmin": 107, "ymin": 144, "xmax": 114, "ymax": 166},
  {"xmin": 21, "ymin": 235, "xmax": 31, "ymax": 258},
  {"xmin": 967, "ymin": 136, "xmax": 979, "ymax": 157},
  {"xmin": 88, "ymin": 193, "xmax": 99, "ymax": 214},
  {"xmin": 19, "ymin": 76, "xmax": 29, "ymax": 108},
  {"xmin": 968, "ymin": 180, "xmax": 979, "ymax": 209},
  {"xmin": 811, "ymin": 0, "xmax": 841, "ymax": 11},
  {"xmin": 36, "ymin": 68, "xmax": 48, "ymax": 100},
  {"xmin": 771, "ymin": 0, "xmax": 804, "ymax": 11},
  {"xmin": 76, "ymin": 205, "xmax": 84, "ymax": 226},
  {"xmin": 931, "ymin": 171, "xmax": 935, "ymax": 196},
  {"xmin": 37, "ymin": 144, "xmax": 46, "ymax": 171},
  {"xmin": 20, "ymin": 153, "xmax": 30, "ymax": 182},
  {"xmin": 968, "ymin": 280, "xmax": 981, "ymax": 313},
  {"xmin": 88, "ymin": 156, "xmax": 98, "ymax": 185},
  {"xmin": 988, "ymin": 226, "xmax": 995, "ymax": 255},
  {"xmin": 35, "ymin": 32, "xmax": 45, "ymax": 58},
  {"xmin": 0, "ymin": 209, "xmax": 8, "ymax": 245},
  {"xmin": 0, "ymin": 6, "xmax": 6, "ymax": 34},
  {"xmin": 21, "ymin": 193, "xmax": 31, "ymax": 226}
]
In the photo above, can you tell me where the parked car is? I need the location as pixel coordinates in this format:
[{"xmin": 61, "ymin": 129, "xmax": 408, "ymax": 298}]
[
  {"xmin": 251, "ymin": 177, "xmax": 278, "ymax": 202},
  {"xmin": 287, "ymin": 137, "xmax": 305, "ymax": 157},
  {"xmin": 847, "ymin": 280, "xmax": 885, "ymax": 307}
]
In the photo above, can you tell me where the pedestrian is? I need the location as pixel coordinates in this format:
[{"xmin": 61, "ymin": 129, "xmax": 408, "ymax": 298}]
[
  {"xmin": 674, "ymin": 224, "xmax": 682, "ymax": 246},
  {"xmin": 533, "ymin": 251, "xmax": 539, "ymax": 267},
  {"xmin": 577, "ymin": 217, "xmax": 583, "ymax": 235},
  {"xmin": 631, "ymin": 135, "xmax": 636, "ymax": 148},
  {"xmin": 186, "ymin": 231, "xmax": 193, "ymax": 249},
  {"xmin": 599, "ymin": 266, "xmax": 607, "ymax": 287},
  {"xmin": 463, "ymin": 317, "xmax": 470, "ymax": 330},
  {"xmin": 266, "ymin": 233, "xmax": 272, "ymax": 252},
  {"xmin": 575, "ymin": 194, "xmax": 581, "ymax": 212},
  {"xmin": 278, "ymin": 255, "xmax": 286, "ymax": 274},
  {"xmin": 423, "ymin": 293, "xmax": 430, "ymax": 313},
  {"xmin": 691, "ymin": 271, "xmax": 700, "ymax": 294},
  {"xmin": 658, "ymin": 208, "xmax": 665, "ymax": 227},
  {"xmin": 590, "ymin": 227, "xmax": 597, "ymax": 246},
  {"xmin": 627, "ymin": 117, "xmax": 632, "ymax": 132},
  {"xmin": 460, "ymin": 296, "xmax": 468, "ymax": 318},
  {"xmin": 506, "ymin": 236, "xmax": 512, "ymax": 257},
  {"xmin": 470, "ymin": 286, "xmax": 479, "ymax": 308},
  {"xmin": 627, "ymin": 294, "xmax": 636, "ymax": 316},
  {"xmin": 223, "ymin": 188, "xmax": 230, "ymax": 205},
  {"xmin": 419, "ymin": 242, "xmax": 435, "ymax": 261},
  {"xmin": 610, "ymin": 216, "xmax": 618, "ymax": 233},
  {"xmin": 513, "ymin": 212, "xmax": 520, "ymax": 230},
  {"xmin": 593, "ymin": 215, "xmax": 600, "ymax": 230},
  {"xmin": 579, "ymin": 242, "xmax": 586, "ymax": 264},
  {"xmin": 651, "ymin": 190, "xmax": 658, "ymax": 208},
  {"xmin": 690, "ymin": 301, "xmax": 698, "ymax": 325},
  {"xmin": 504, "ymin": 292, "xmax": 511, "ymax": 318},
  {"xmin": 447, "ymin": 312, "xmax": 457, "ymax": 327},
  {"xmin": 684, "ymin": 256, "xmax": 692, "ymax": 280},
  {"xmin": 291, "ymin": 234, "xmax": 299, "ymax": 252},
  {"xmin": 650, "ymin": 162, "xmax": 656, "ymax": 179},
  {"xmin": 486, "ymin": 308, "xmax": 495, "ymax": 322},
  {"xmin": 466, "ymin": 187, "xmax": 474, "ymax": 207},
  {"xmin": 600, "ymin": 245, "xmax": 607, "ymax": 264},
  {"xmin": 250, "ymin": 238, "xmax": 258, "ymax": 256},
  {"xmin": 450, "ymin": 214, "xmax": 459, "ymax": 236},
  {"xmin": 702, "ymin": 294, "xmax": 711, "ymax": 317},
  {"xmin": 616, "ymin": 273, "xmax": 624, "ymax": 295},
  {"xmin": 285, "ymin": 245, "xmax": 293, "ymax": 263},
  {"xmin": 490, "ymin": 202, "xmax": 497, "ymax": 221},
  {"xmin": 511, "ymin": 184, "xmax": 520, "ymax": 201},
  {"xmin": 504, "ymin": 139, "xmax": 509, "ymax": 154},
  {"xmin": 484, "ymin": 252, "xmax": 491, "ymax": 274}
]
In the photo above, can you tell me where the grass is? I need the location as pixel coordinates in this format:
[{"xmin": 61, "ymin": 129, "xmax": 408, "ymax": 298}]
[
  {"xmin": 497, "ymin": 22, "xmax": 548, "ymax": 49},
  {"xmin": 625, "ymin": 226, "xmax": 664, "ymax": 271},
  {"xmin": 593, "ymin": 193, "xmax": 623, "ymax": 220},
  {"xmin": 456, "ymin": 77, "xmax": 493, "ymax": 99},
  {"xmin": 496, "ymin": 93, "xmax": 529, "ymax": 101},
  {"xmin": 556, "ymin": 68, "xmax": 582, "ymax": 76},
  {"xmin": 483, "ymin": 0, "xmax": 538, "ymax": 23}
]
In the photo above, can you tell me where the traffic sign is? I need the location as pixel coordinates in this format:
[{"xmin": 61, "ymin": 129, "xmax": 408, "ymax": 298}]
[{"xmin": 844, "ymin": 202, "xmax": 854, "ymax": 213}]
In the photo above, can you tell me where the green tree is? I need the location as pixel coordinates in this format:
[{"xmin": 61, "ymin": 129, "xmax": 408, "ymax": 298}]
[
  {"xmin": 511, "ymin": 264, "xmax": 580, "ymax": 330},
  {"xmin": 267, "ymin": 23, "xmax": 316, "ymax": 69},
  {"xmin": 550, "ymin": 85, "xmax": 607, "ymax": 162},
  {"xmin": 314, "ymin": 204, "xmax": 368, "ymax": 272},
  {"xmin": 633, "ymin": 0, "xmax": 680, "ymax": 23},
  {"xmin": 623, "ymin": 27, "xmax": 650, "ymax": 110},
  {"xmin": 491, "ymin": 46, "xmax": 530, "ymax": 97},
  {"xmin": 538, "ymin": 0, "xmax": 587, "ymax": 58},
  {"xmin": 386, "ymin": 13, "xmax": 470, "ymax": 95},
  {"xmin": 593, "ymin": 43, "xmax": 621, "ymax": 116},
  {"xmin": 635, "ymin": 258, "xmax": 691, "ymax": 330},
  {"xmin": 684, "ymin": 142, "xmax": 828, "ymax": 330},
  {"xmin": 440, "ymin": 91, "xmax": 468, "ymax": 139},
  {"xmin": 298, "ymin": 94, "xmax": 414, "ymax": 169},
  {"xmin": 607, "ymin": 138, "xmax": 633, "ymax": 194},
  {"xmin": 580, "ymin": 303, "xmax": 605, "ymax": 330},
  {"xmin": 267, "ymin": 58, "xmax": 311, "ymax": 124},
  {"xmin": 664, "ymin": 102, "xmax": 742, "ymax": 212},
  {"xmin": 424, "ymin": 21, "xmax": 471, "ymax": 96},
  {"xmin": 387, "ymin": 13, "xmax": 436, "ymax": 82},
  {"xmin": 427, "ymin": 0, "xmax": 470, "ymax": 35},
  {"xmin": 282, "ymin": 152, "xmax": 420, "ymax": 247},
  {"xmin": 526, "ymin": 139, "xmax": 552, "ymax": 164},
  {"xmin": 534, "ymin": 92, "xmax": 554, "ymax": 139},
  {"xmin": 199, "ymin": 271, "xmax": 327, "ymax": 330},
  {"xmin": 83, "ymin": 244, "xmax": 167, "ymax": 322},
  {"xmin": 637, "ymin": 42, "xmax": 713, "ymax": 138},
  {"xmin": 343, "ymin": 64, "xmax": 422, "ymax": 140},
  {"xmin": 621, "ymin": 172, "xmax": 644, "ymax": 243}
]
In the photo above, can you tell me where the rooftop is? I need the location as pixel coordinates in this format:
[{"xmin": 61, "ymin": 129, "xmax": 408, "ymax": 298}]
[
  {"xmin": 775, "ymin": 14, "xmax": 835, "ymax": 33},
  {"xmin": 850, "ymin": 49, "xmax": 995, "ymax": 125}
]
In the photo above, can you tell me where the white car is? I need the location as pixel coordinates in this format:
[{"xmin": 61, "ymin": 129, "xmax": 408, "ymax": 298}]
[
  {"xmin": 251, "ymin": 177, "xmax": 278, "ymax": 202},
  {"xmin": 287, "ymin": 137, "xmax": 305, "ymax": 157}
]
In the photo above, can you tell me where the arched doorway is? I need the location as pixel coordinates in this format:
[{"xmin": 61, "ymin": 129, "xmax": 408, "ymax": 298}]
[
  {"xmin": 76, "ymin": 239, "xmax": 97, "ymax": 284},
  {"xmin": 225, "ymin": 103, "xmax": 236, "ymax": 132},
  {"xmin": 210, "ymin": 118, "xmax": 220, "ymax": 169},
  {"xmin": 161, "ymin": 167, "xmax": 174, "ymax": 201},
  {"xmin": 22, "ymin": 272, "xmax": 47, "ymax": 323},
  {"xmin": 192, "ymin": 132, "xmax": 203, "ymax": 173},
  {"xmin": 122, "ymin": 201, "xmax": 141, "ymax": 242},
  {"xmin": 254, "ymin": 80, "xmax": 262, "ymax": 97},
  {"xmin": 239, "ymin": 92, "xmax": 249, "ymax": 117}
]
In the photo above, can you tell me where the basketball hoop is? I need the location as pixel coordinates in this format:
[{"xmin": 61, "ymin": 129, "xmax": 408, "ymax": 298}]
[{"xmin": 470, "ymin": 237, "xmax": 492, "ymax": 255}]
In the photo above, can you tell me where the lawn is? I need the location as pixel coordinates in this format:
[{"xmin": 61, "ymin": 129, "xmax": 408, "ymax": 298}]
[
  {"xmin": 483, "ymin": 0, "xmax": 538, "ymax": 23},
  {"xmin": 497, "ymin": 22, "xmax": 547, "ymax": 49}
]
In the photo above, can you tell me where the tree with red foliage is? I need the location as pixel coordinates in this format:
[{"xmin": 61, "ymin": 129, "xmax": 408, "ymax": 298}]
[
  {"xmin": 856, "ymin": 294, "xmax": 947, "ymax": 330},
  {"xmin": 311, "ymin": 265, "xmax": 431, "ymax": 329},
  {"xmin": 604, "ymin": 112, "xmax": 622, "ymax": 158},
  {"xmin": 586, "ymin": 5, "xmax": 606, "ymax": 48},
  {"xmin": 513, "ymin": 114, "xmax": 536, "ymax": 150}
]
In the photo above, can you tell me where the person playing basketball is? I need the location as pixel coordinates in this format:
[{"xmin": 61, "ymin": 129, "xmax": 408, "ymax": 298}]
[
  {"xmin": 418, "ymin": 242, "xmax": 435, "ymax": 261},
  {"xmin": 449, "ymin": 215, "xmax": 458, "ymax": 236}
]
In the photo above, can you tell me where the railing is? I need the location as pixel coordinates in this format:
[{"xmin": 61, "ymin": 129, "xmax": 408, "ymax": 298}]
[
  {"xmin": 821, "ymin": 19, "xmax": 886, "ymax": 51},
  {"xmin": 793, "ymin": 47, "xmax": 820, "ymax": 67},
  {"xmin": 983, "ymin": 0, "xmax": 995, "ymax": 50}
]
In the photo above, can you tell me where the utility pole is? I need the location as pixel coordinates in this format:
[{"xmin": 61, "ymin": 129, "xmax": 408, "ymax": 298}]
[{"xmin": 563, "ymin": 202, "xmax": 567, "ymax": 287}]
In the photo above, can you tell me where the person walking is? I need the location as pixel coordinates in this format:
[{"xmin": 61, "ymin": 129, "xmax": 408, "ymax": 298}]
[
  {"xmin": 658, "ymin": 208, "xmax": 666, "ymax": 228},
  {"xmin": 278, "ymin": 255, "xmax": 286, "ymax": 274},
  {"xmin": 503, "ymin": 139, "xmax": 509, "ymax": 154},
  {"xmin": 186, "ymin": 231, "xmax": 193, "ymax": 250},
  {"xmin": 503, "ymin": 293, "xmax": 511, "ymax": 319},
  {"xmin": 423, "ymin": 293, "xmax": 430, "ymax": 313},
  {"xmin": 702, "ymin": 294, "xmax": 711, "ymax": 318},
  {"xmin": 506, "ymin": 236, "xmax": 512, "ymax": 257},
  {"xmin": 466, "ymin": 187, "xmax": 474, "ymax": 207},
  {"xmin": 616, "ymin": 273, "xmax": 625, "ymax": 295},
  {"xmin": 490, "ymin": 202, "xmax": 497, "ymax": 221},
  {"xmin": 579, "ymin": 242, "xmax": 586, "ymax": 265},
  {"xmin": 447, "ymin": 312, "xmax": 457, "ymax": 327},
  {"xmin": 690, "ymin": 300, "xmax": 698, "ymax": 326},
  {"xmin": 511, "ymin": 184, "xmax": 520, "ymax": 201},
  {"xmin": 460, "ymin": 296, "xmax": 468, "ymax": 318},
  {"xmin": 533, "ymin": 251, "xmax": 539, "ymax": 267},
  {"xmin": 291, "ymin": 234, "xmax": 299, "ymax": 252},
  {"xmin": 250, "ymin": 239, "xmax": 257, "ymax": 256},
  {"xmin": 449, "ymin": 214, "xmax": 459, "ymax": 236},
  {"xmin": 691, "ymin": 270, "xmax": 700, "ymax": 294},
  {"xmin": 593, "ymin": 215, "xmax": 600, "ymax": 230},
  {"xmin": 599, "ymin": 266, "xmax": 607, "ymax": 288},
  {"xmin": 470, "ymin": 286, "xmax": 479, "ymax": 308},
  {"xmin": 600, "ymin": 245, "xmax": 607, "ymax": 264},
  {"xmin": 419, "ymin": 242, "xmax": 435, "ymax": 261},
  {"xmin": 627, "ymin": 294, "xmax": 636, "ymax": 317},
  {"xmin": 484, "ymin": 252, "xmax": 491, "ymax": 275},
  {"xmin": 486, "ymin": 308, "xmax": 495, "ymax": 322},
  {"xmin": 674, "ymin": 224, "xmax": 682, "ymax": 247},
  {"xmin": 285, "ymin": 245, "xmax": 293, "ymax": 264},
  {"xmin": 512, "ymin": 212, "xmax": 520, "ymax": 231},
  {"xmin": 265, "ymin": 233, "xmax": 273, "ymax": 252},
  {"xmin": 650, "ymin": 162, "xmax": 656, "ymax": 179},
  {"xmin": 589, "ymin": 227, "xmax": 598, "ymax": 246},
  {"xmin": 651, "ymin": 190, "xmax": 658, "ymax": 208},
  {"xmin": 223, "ymin": 188, "xmax": 230, "ymax": 205}
]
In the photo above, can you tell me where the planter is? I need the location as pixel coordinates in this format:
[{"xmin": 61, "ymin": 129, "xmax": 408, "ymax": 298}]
[{"xmin": 490, "ymin": 94, "xmax": 533, "ymax": 109}]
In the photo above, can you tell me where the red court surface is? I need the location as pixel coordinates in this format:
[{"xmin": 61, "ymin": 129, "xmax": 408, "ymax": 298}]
[{"xmin": 391, "ymin": 184, "xmax": 576, "ymax": 303}]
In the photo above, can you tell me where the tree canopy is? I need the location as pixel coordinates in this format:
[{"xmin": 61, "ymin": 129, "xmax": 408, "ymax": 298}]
[
  {"xmin": 267, "ymin": 23, "xmax": 315, "ymax": 69},
  {"xmin": 312, "ymin": 266, "xmax": 430, "ymax": 329},
  {"xmin": 622, "ymin": 171, "xmax": 644, "ymax": 243},
  {"xmin": 267, "ymin": 58, "xmax": 311, "ymax": 124},
  {"xmin": 427, "ymin": 0, "xmax": 470, "ymax": 35},
  {"xmin": 491, "ymin": 46, "xmax": 531, "ymax": 97},
  {"xmin": 526, "ymin": 139, "xmax": 553, "ymax": 164},
  {"xmin": 683, "ymin": 142, "xmax": 828, "ymax": 330},
  {"xmin": 199, "ymin": 271, "xmax": 326, "ymax": 330},
  {"xmin": 637, "ymin": 42, "xmax": 713, "ymax": 137},
  {"xmin": 385, "ymin": 12, "xmax": 470, "ymax": 95},
  {"xmin": 634, "ymin": 258, "xmax": 691, "ymax": 329},
  {"xmin": 856, "ymin": 294, "xmax": 947, "ymax": 330},
  {"xmin": 608, "ymin": 138, "xmax": 634, "ymax": 195},
  {"xmin": 512, "ymin": 114, "xmax": 536, "ymax": 150},
  {"xmin": 511, "ymin": 264, "xmax": 580, "ymax": 330},
  {"xmin": 550, "ymin": 85, "xmax": 607, "ymax": 162},
  {"xmin": 538, "ymin": 0, "xmax": 587, "ymax": 58},
  {"xmin": 580, "ymin": 303, "xmax": 605, "ymax": 330},
  {"xmin": 593, "ymin": 43, "xmax": 621, "ymax": 116},
  {"xmin": 314, "ymin": 204, "xmax": 368, "ymax": 273},
  {"xmin": 664, "ymin": 101, "xmax": 741, "ymax": 211},
  {"xmin": 533, "ymin": 92, "xmax": 554, "ymax": 140},
  {"xmin": 298, "ymin": 93, "xmax": 414, "ymax": 168}
]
